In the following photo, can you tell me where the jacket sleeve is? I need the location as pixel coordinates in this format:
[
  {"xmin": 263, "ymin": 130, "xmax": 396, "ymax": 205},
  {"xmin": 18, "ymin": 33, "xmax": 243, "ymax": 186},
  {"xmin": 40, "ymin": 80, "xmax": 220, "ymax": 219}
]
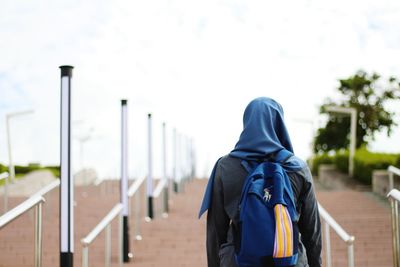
[
  {"xmin": 206, "ymin": 167, "xmax": 230, "ymax": 267},
  {"xmin": 298, "ymin": 167, "xmax": 322, "ymax": 267}
]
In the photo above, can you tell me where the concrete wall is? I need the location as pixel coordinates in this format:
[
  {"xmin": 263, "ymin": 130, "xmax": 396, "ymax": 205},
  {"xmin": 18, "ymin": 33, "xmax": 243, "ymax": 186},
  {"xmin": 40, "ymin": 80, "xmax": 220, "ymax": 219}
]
[
  {"xmin": 318, "ymin": 164, "xmax": 351, "ymax": 190},
  {"xmin": 318, "ymin": 164, "xmax": 372, "ymax": 191},
  {"xmin": 318, "ymin": 164, "xmax": 399, "ymax": 195}
]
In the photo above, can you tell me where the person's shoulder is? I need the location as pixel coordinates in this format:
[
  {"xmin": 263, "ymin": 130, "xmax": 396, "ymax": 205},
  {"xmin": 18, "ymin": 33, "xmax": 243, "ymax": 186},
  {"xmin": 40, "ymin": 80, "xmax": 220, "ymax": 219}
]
[
  {"xmin": 217, "ymin": 154, "xmax": 242, "ymax": 166},
  {"xmin": 215, "ymin": 155, "xmax": 247, "ymax": 180},
  {"xmin": 285, "ymin": 155, "xmax": 313, "ymax": 182},
  {"xmin": 286, "ymin": 155, "xmax": 307, "ymax": 169}
]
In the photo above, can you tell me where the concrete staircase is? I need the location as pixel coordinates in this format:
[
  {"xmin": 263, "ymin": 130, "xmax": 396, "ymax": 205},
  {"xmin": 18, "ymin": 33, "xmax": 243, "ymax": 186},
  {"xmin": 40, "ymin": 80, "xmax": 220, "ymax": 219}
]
[
  {"xmin": 128, "ymin": 179, "xmax": 207, "ymax": 266},
  {"xmin": 317, "ymin": 189, "xmax": 393, "ymax": 267},
  {"xmin": 0, "ymin": 181, "xmax": 121, "ymax": 267},
  {"xmin": 0, "ymin": 177, "xmax": 395, "ymax": 266}
]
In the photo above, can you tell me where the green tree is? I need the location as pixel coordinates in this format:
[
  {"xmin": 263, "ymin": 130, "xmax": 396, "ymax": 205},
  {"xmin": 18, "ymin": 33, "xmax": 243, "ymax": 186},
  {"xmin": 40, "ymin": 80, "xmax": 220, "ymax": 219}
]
[{"xmin": 314, "ymin": 70, "xmax": 400, "ymax": 152}]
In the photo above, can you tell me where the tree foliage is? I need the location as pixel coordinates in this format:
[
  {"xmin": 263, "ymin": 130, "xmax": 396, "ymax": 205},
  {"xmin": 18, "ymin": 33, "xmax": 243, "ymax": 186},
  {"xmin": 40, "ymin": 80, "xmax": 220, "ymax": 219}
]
[{"xmin": 314, "ymin": 70, "xmax": 400, "ymax": 152}]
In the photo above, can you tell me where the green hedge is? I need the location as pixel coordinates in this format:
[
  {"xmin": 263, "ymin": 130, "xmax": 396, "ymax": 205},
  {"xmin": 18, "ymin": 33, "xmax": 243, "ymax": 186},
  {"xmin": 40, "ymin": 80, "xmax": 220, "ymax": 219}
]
[
  {"xmin": 0, "ymin": 163, "xmax": 60, "ymax": 177},
  {"xmin": 0, "ymin": 163, "xmax": 7, "ymax": 174},
  {"xmin": 353, "ymin": 148, "xmax": 399, "ymax": 185},
  {"xmin": 312, "ymin": 148, "xmax": 400, "ymax": 185},
  {"xmin": 44, "ymin": 166, "xmax": 61, "ymax": 178},
  {"xmin": 14, "ymin": 163, "xmax": 41, "ymax": 174},
  {"xmin": 311, "ymin": 153, "xmax": 334, "ymax": 175},
  {"xmin": 333, "ymin": 150, "xmax": 349, "ymax": 173}
]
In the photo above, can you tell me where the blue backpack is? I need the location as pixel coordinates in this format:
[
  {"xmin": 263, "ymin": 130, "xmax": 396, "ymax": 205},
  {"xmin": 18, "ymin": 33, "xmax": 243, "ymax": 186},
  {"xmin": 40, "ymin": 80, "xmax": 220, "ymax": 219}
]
[{"xmin": 235, "ymin": 150, "xmax": 299, "ymax": 267}]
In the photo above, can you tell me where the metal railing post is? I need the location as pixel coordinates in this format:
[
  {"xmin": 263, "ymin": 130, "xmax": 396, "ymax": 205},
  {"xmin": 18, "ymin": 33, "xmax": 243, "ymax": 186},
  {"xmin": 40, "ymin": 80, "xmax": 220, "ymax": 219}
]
[
  {"xmin": 318, "ymin": 203, "xmax": 355, "ymax": 267},
  {"xmin": 119, "ymin": 213, "xmax": 123, "ymax": 267},
  {"xmin": 105, "ymin": 224, "xmax": 111, "ymax": 267},
  {"xmin": 163, "ymin": 187, "xmax": 168, "ymax": 217},
  {"xmin": 390, "ymin": 172, "xmax": 395, "ymax": 192},
  {"xmin": 135, "ymin": 185, "xmax": 142, "ymax": 239},
  {"xmin": 173, "ymin": 128, "xmax": 178, "ymax": 193},
  {"xmin": 324, "ymin": 221, "xmax": 332, "ymax": 267},
  {"xmin": 391, "ymin": 198, "xmax": 400, "ymax": 267},
  {"xmin": 152, "ymin": 180, "xmax": 167, "ymax": 219},
  {"xmin": 0, "ymin": 195, "xmax": 44, "ymax": 267},
  {"xmin": 34, "ymin": 202, "xmax": 43, "ymax": 267},
  {"xmin": 82, "ymin": 246, "xmax": 89, "ymax": 267},
  {"xmin": 347, "ymin": 239, "xmax": 355, "ymax": 267},
  {"xmin": 81, "ymin": 204, "xmax": 123, "ymax": 267},
  {"xmin": 162, "ymin": 122, "xmax": 168, "ymax": 216},
  {"xmin": 128, "ymin": 176, "xmax": 146, "ymax": 240},
  {"xmin": 31, "ymin": 179, "xmax": 60, "ymax": 221},
  {"xmin": 177, "ymin": 133, "xmax": 183, "ymax": 193}
]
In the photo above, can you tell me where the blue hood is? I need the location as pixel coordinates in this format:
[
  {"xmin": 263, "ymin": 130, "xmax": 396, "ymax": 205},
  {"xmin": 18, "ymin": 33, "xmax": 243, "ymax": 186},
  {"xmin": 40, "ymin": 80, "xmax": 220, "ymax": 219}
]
[
  {"xmin": 230, "ymin": 97, "xmax": 293, "ymax": 160},
  {"xmin": 199, "ymin": 97, "xmax": 304, "ymax": 219}
]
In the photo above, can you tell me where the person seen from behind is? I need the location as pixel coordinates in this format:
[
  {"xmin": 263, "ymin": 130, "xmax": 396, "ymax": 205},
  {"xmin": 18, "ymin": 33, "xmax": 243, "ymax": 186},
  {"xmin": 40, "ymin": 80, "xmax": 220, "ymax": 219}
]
[{"xmin": 199, "ymin": 97, "xmax": 322, "ymax": 267}]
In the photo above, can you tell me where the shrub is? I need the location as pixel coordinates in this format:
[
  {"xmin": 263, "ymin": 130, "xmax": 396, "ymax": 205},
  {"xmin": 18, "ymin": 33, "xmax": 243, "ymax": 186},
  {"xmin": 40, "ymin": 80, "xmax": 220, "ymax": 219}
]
[
  {"xmin": 14, "ymin": 163, "xmax": 41, "ymax": 175},
  {"xmin": 311, "ymin": 148, "xmax": 400, "ymax": 185},
  {"xmin": 0, "ymin": 163, "xmax": 7, "ymax": 174},
  {"xmin": 0, "ymin": 163, "xmax": 59, "ymax": 177},
  {"xmin": 0, "ymin": 163, "xmax": 60, "ymax": 186},
  {"xmin": 333, "ymin": 150, "xmax": 349, "ymax": 173},
  {"xmin": 353, "ymin": 148, "xmax": 399, "ymax": 185},
  {"xmin": 44, "ymin": 165, "xmax": 60, "ymax": 178}
]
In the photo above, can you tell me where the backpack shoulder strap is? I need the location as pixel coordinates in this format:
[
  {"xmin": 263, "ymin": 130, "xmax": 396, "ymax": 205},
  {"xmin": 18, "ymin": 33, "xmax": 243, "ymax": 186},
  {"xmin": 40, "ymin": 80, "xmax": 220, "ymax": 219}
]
[
  {"xmin": 240, "ymin": 160, "xmax": 254, "ymax": 173},
  {"xmin": 240, "ymin": 149, "xmax": 293, "ymax": 173},
  {"xmin": 274, "ymin": 149, "xmax": 293, "ymax": 164}
]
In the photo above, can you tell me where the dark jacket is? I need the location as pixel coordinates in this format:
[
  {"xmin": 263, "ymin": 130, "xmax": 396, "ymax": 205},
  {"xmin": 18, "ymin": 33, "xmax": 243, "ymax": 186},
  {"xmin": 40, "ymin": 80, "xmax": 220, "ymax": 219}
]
[{"xmin": 206, "ymin": 155, "xmax": 322, "ymax": 267}]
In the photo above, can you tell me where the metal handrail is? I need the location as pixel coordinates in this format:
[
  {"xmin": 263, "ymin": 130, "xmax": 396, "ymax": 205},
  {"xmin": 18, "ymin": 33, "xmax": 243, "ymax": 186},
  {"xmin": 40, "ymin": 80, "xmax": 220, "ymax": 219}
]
[
  {"xmin": 388, "ymin": 189, "xmax": 400, "ymax": 267},
  {"xmin": 128, "ymin": 176, "xmax": 146, "ymax": 197},
  {"xmin": 81, "ymin": 203, "xmax": 123, "ymax": 267},
  {"xmin": 388, "ymin": 189, "xmax": 400, "ymax": 201},
  {"xmin": 31, "ymin": 179, "xmax": 60, "ymax": 197},
  {"xmin": 318, "ymin": 203, "xmax": 355, "ymax": 267},
  {"xmin": 31, "ymin": 179, "xmax": 60, "ymax": 220},
  {"xmin": 388, "ymin": 166, "xmax": 400, "ymax": 192},
  {"xmin": 0, "ymin": 194, "xmax": 45, "ymax": 267},
  {"xmin": 153, "ymin": 179, "xmax": 167, "ymax": 198},
  {"xmin": 389, "ymin": 166, "xmax": 400, "ymax": 177},
  {"xmin": 0, "ymin": 194, "xmax": 44, "ymax": 227},
  {"xmin": 0, "ymin": 172, "xmax": 9, "ymax": 214}
]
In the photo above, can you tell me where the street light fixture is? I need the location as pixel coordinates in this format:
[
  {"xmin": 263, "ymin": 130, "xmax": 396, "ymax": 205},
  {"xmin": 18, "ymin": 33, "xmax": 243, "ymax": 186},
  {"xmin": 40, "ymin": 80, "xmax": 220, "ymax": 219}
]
[
  {"xmin": 5, "ymin": 109, "xmax": 35, "ymax": 183},
  {"xmin": 325, "ymin": 106, "xmax": 357, "ymax": 177}
]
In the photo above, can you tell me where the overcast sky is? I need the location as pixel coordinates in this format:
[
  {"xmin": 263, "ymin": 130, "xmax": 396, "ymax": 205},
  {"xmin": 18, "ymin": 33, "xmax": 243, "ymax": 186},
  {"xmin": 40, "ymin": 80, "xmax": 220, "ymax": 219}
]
[{"xmin": 1, "ymin": 0, "xmax": 400, "ymax": 179}]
